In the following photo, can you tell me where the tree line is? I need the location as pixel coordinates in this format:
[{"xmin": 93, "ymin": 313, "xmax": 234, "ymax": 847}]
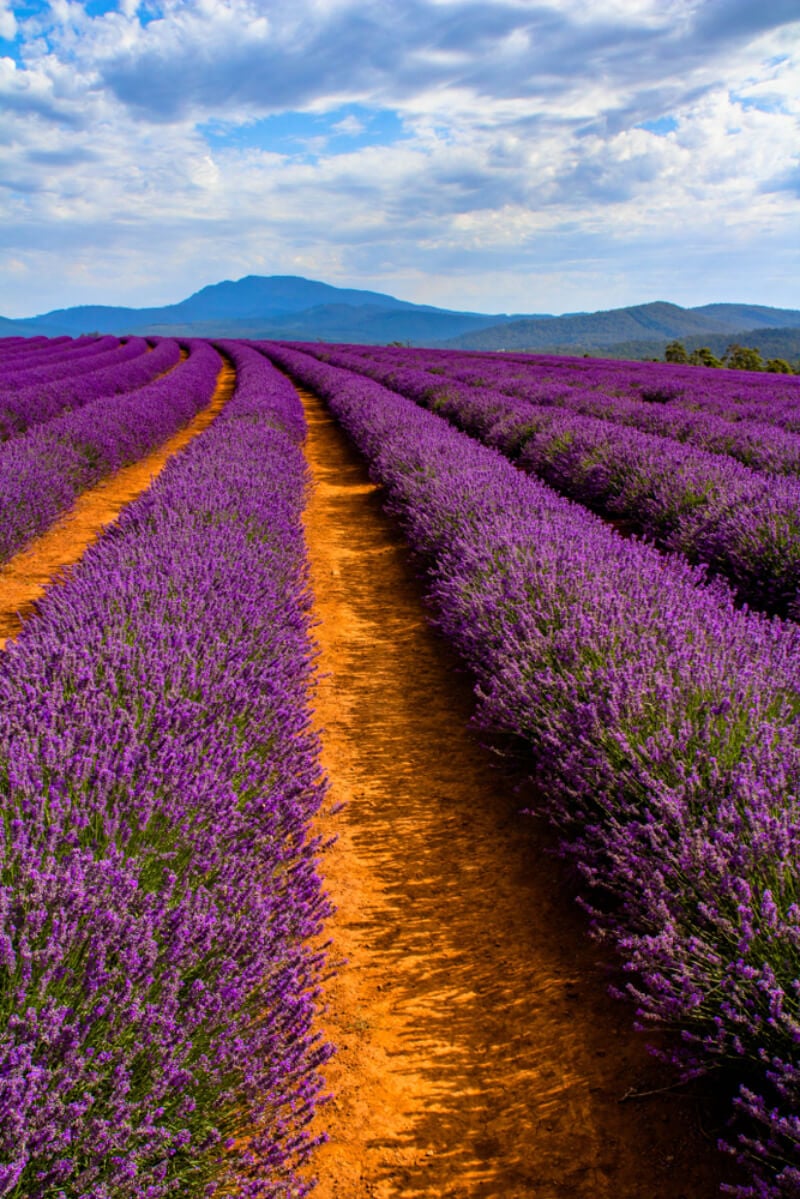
[{"xmin": 664, "ymin": 341, "xmax": 797, "ymax": 373}]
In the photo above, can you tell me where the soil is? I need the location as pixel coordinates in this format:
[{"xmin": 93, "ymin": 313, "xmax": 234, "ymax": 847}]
[
  {"xmin": 0, "ymin": 355, "xmax": 235, "ymax": 649},
  {"xmin": 298, "ymin": 383, "xmax": 739, "ymax": 1199},
  {"xmin": 0, "ymin": 354, "xmax": 742, "ymax": 1197}
]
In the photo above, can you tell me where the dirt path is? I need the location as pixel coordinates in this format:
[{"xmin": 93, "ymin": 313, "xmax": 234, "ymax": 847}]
[
  {"xmin": 300, "ymin": 384, "xmax": 737, "ymax": 1199},
  {"xmin": 0, "ymin": 355, "xmax": 235, "ymax": 649}
]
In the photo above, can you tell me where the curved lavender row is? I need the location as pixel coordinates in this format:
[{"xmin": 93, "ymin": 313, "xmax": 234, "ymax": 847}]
[
  {"xmin": 308, "ymin": 342, "xmax": 800, "ymax": 467},
  {"xmin": 0, "ymin": 334, "xmax": 94, "ymax": 369},
  {"xmin": 458, "ymin": 350, "xmax": 800, "ymax": 431},
  {"xmin": 301, "ymin": 344, "xmax": 800, "ymax": 620},
  {"xmin": 0, "ymin": 336, "xmax": 142, "ymax": 397},
  {"xmin": 263, "ymin": 341, "xmax": 800, "ymax": 1198},
  {"xmin": 0, "ymin": 337, "xmax": 181, "ymax": 442},
  {"xmin": 0, "ymin": 336, "xmax": 67, "ymax": 359},
  {"xmin": 0, "ymin": 340, "xmax": 220, "ymax": 565},
  {"xmin": 362, "ymin": 347, "xmax": 800, "ymax": 478},
  {"xmin": 0, "ymin": 344, "xmax": 330, "ymax": 1197},
  {"xmin": 344, "ymin": 342, "xmax": 800, "ymax": 431},
  {"xmin": 0, "ymin": 335, "xmax": 123, "ymax": 389},
  {"xmin": 513, "ymin": 379, "xmax": 800, "ymax": 476},
  {"xmin": 456, "ymin": 346, "xmax": 800, "ymax": 408},
  {"xmin": 215, "ymin": 340, "xmax": 308, "ymax": 443}
]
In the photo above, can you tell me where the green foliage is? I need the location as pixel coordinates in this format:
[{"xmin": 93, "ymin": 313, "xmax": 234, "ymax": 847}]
[
  {"xmin": 766, "ymin": 357, "xmax": 794, "ymax": 374},
  {"xmin": 724, "ymin": 343, "xmax": 764, "ymax": 371},
  {"xmin": 687, "ymin": 346, "xmax": 723, "ymax": 368},
  {"xmin": 664, "ymin": 339, "xmax": 689, "ymax": 364}
]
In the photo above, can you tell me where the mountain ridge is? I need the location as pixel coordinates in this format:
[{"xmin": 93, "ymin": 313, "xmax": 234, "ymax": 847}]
[{"xmin": 1, "ymin": 275, "xmax": 798, "ymax": 354}]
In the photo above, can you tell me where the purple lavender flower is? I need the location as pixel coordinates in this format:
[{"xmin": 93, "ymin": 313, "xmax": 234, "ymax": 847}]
[
  {"xmin": 0, "ymin": 341, "xmax": 331, "ymax": 1197},
  {"xmin": 260, "ymin": 340, "xmax": 800, "ymax": 1199}
]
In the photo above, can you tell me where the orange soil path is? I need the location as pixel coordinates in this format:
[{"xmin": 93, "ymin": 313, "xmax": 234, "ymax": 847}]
[
  {"xmin": 0, "ymin": 355, "xmax": 235, "ymax": 649},
  {"xmin": 299, "ymin": 383, "xmax": 738, "ymax": 1199}
]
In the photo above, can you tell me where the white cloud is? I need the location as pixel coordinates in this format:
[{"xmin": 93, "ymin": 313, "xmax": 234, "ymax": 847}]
[
  {"xmin": 331, "ymin": 114, "xmax": 366, "ymax": 136},
  {"xmin": 0, "ymin": 2, "xmax": 16, "ymax": 41},
  {"xmin": 0, "ymin": 0, "xmax": 798, "ymax": 315}
]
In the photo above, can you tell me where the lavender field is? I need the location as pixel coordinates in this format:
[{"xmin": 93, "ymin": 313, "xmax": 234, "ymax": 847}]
[{"xmin": 2, "ymin": 334, "xmax": 800, "ymax": 1197}]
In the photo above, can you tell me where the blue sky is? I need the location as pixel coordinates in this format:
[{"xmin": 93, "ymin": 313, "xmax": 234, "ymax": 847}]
[{"xmin": 0, "ymin": 0, "xmax": 798, "ymax": 317}]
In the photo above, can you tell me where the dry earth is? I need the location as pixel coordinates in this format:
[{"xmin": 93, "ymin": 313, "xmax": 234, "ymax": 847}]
[
  {"xmin": 0, "ymin": 357, "xmax": 741, "ymax": 1198},
  {"xmin": 0, "ymin": 354, "xmax": 235, "ymax": 648},
  {"xmin": 298, "ymin": 383, "xmax": 738, "ymax": 1199}
]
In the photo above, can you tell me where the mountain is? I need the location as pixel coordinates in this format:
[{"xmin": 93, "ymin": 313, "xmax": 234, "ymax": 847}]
[
  {"xmin": 1, "ymin": 276, "xmax": 798, "ymax": 352},
  {"xmin": 690, "ymin": 304, "xmax": 800, "ymax": 332},
  {"xmin": 141, "ymin": 302, "xmax": 532, "ymax": 344},
  {"xmin": 0, "ymin": 313, "xmax": 61, "ymax": 337},
  {"xmin": 524, "ymin": 327, "xmax": 800, "ymax": 367},
  {"xmin": 2, "ymin": 275, "xmax": 528, "ymax": 344},
  {"xmin": 437, "ymin": 301, "xmax": 744, "ymax": 352}
]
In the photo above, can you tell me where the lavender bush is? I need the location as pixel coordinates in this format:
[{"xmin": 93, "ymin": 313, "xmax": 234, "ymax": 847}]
[
  {"xmin": 262, "ymin": 341, "xmax": 800, "ymax": 1198},
  {"xmin": 0, "ymin": 340, "xmax": 220, "ymax": 565},
  {"xmin": 322, "ymin": 341, "xmax": 800, "ymax": 439},
  {"xmin": 418, "ymin": 345, "xmax": 800, "ymax": 413},
  {"xmin": 0, "ymin": 336, "xmax": 69, "ymax": 360},
  {"xmin": 298, "ymin": 344, "xmax": 800, "ymax": 619},
  {"xmin": 0, "ymin": 343, "xmax": 331, "ymax": 1197},
  {"xmin": 402, "ymin": 352, "xmax": 800, "ymax": 477},
  {"xmin": 0, "ymin": 335, "xmax": 97, "ymax": 368},
  {"xmin": 0, "ymin": 336, "xmax": 123, "ymax": 389},
  {"xmin": 0, "ymin": 338, "xmax": 181, "ymax": 441}
]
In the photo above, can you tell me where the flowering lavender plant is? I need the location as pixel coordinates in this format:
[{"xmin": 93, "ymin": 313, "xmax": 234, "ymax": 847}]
[
  {"xmin": 298, "ymin": 343, "xmax": 800, "ymax": 619},
  {"xmin": 0, "ymin": 339, "xmax": 182, "ymax": 441},
  {"xmin": 0, "ymin": 340, "xmax": 219, "ymax": 565},
  {"xmin": 262, "ymin": 341, "xmax": 800, "ymax": 1198},
  {"xmin": 0, "ymin": 336, "xmax": 124, "ymax": 390},
  {"xmin": 0, "ymin": 343, "xmax": 330, "ymax": 1196},
  {"xmin": 0, "ymin": 335, "xmax": 73, "ymax": 362}
]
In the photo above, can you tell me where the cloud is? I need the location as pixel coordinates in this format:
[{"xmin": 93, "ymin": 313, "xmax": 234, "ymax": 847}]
[
  {"xmin": 332, "ymin": 114, "xmax": 366, "ymax": 137},
  {"xmin": 694, "ymin": 0, "xmax": 800, "ymax": 42},
  {"xmin": 0, "ymin": 0, "xmax": 798, "ymax": 316},
  {"xmin": 15, "ymin": 0, "xmax": 793, "ymax": 125},
  {"xmin": 0, "ymin": 2, "xmax": 15, "ymax": 41}
]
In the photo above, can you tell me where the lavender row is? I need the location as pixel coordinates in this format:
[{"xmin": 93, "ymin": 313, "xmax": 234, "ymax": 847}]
[
  {"xmin": 511, "ymin": 376, "xmax": 800, "ymax": 476},
  {"xmin": 367, "ymin": 346, "xmax": 800, "ymax": 478},
  {"xmin": 263, "ymin": 341, "xmax": 800, "ymax": 1198},
  {"xmin": 0, "ymin": 336, "xmax": 68, "ymax": 360},
  {"xmin": 300, "ymin": 344, "xmax": 800, "ymax": 620},
  {"xmin": 0, "ymin": 334, "xmax": 93, "ymax": 368},
  {"xmin": 0, "ymin": 337, "xmax": 181, "ymax": 442},
  {"xmin": 453, "ymin": 345, "xmax": 800, "ymax": 409},
  {"xmin": 0, "ymin": 340, "xmax": 220, "ymax": 565},
  {"xmin": 0, "ymin": 335, "xmax": 125, "ymax": 389},
  {"xmin": 350, "ymin": 342, "xmax": 800, "ymax": 432},
  {"xmin": 459, "ymin": 350, "xmax": 800, "ymax": 431},
  {"xmin": 315, "ymin": 342, "xmax": 800, "ymax": 472},
  {"xmin": 0, "ymin": 342, "xmax": 330, "ymax": 1197}
]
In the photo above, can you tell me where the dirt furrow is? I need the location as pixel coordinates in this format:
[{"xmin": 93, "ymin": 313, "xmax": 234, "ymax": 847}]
[
  {"xmin": 299, "ymin": 383, "xmax": 736, "ymax": 1199},
  {"xmin": 0, "ymin": 355, "xmax": 235, "ymax": 649}
]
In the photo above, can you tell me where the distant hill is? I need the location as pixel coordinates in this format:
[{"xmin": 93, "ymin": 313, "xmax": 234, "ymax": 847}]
[
  {"xmin": 140, "ymin": 302, "xmax": 532, "ymax": 344},
  {"xmin": 0, "ymin": 313, "xmax": 61, "ymax": 337},
  {"xmin": 690, "ymin": 304, "xmax": 800, "ymax": 332},
  {"xmin": 1, "ymin": 277, "xmax": 798, "ymax": 352},
  {"xmin": 0, "ymin": 275, "xmax": 528, "ymax": 344},
  {"xmin": 435, "ymin": 301, "xmax": 800, "ymax": 352},
  {"xmin": 531, "ymin": 327, "xmax": 800, "ymax": 368}
]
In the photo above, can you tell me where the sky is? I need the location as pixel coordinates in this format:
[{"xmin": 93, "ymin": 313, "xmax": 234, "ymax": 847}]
[{"xmin": 0, "ymin": 0, "xmax": 799, "ymax": 318}]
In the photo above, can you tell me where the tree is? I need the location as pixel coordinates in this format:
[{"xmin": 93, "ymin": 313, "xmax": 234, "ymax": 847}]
[
  {"xmin": 766, "ymin": 358, "xmax": 794, "ymax": 374},
  {"xmin": 688, "ymin": 346, "xmax": 723, "ymax": 368},
  {"xmin": 664, "ymin": 340, "xmax": 688, "ymax": 363},
  {"xmin": 724, "ymin": 343, "xmax": 764, "ymax": 371}
]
